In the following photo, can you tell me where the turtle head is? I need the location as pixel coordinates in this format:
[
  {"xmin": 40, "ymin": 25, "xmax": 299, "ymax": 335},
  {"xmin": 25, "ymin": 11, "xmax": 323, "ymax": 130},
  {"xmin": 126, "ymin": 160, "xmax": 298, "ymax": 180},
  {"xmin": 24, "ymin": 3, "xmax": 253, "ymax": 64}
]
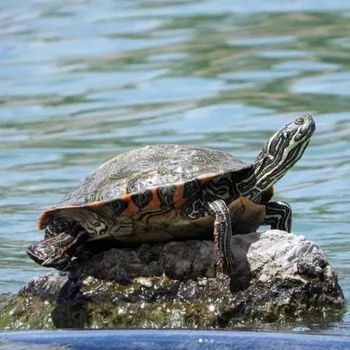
[{"xmin": 252, "ymin": 115, "xmax": 315, "ymax": 198}]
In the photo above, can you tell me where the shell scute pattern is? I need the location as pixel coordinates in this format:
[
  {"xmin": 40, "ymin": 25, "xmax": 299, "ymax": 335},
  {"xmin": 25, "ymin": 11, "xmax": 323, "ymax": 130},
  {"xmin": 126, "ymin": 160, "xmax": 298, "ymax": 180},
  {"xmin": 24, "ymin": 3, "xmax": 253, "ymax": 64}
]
[
  {"xmin": 131, "ymin": 190, "xmax": 154, "ymax": 209},
  {"xmin": 156, "ymin": 185, "xmax": 177, "ymax": 209},
  {"xmin": 110, "ymin": 199, "xmax": 129, "ymax": 216},
  {"xmin": 183, "ymin": 178, "xmax": 202, "ymax": 198},
  {"xmin": 58, "ymin": 145, "xmax": 250, "ymax": 207}
]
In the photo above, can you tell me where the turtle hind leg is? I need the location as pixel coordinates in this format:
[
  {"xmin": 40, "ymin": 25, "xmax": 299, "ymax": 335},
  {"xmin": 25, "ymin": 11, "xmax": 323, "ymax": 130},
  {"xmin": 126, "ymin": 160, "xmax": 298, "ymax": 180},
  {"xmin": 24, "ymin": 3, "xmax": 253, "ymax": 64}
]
[
  {"xmin": 264, "ymin": 201, "xmax": 292, "ymax": 232},
  {"xmin": 207, "ymin": 199, "xmax": 235, "ymax": 274}
]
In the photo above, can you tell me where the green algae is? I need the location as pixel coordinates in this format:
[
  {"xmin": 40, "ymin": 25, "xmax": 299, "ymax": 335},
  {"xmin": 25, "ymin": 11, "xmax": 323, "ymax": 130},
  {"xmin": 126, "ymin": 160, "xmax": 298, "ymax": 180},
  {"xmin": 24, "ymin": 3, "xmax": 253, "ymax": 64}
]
[
  {"xmin": 0, "ymin": 272, "xmax": 345, "ymax": 331},
  {"xmin": 0, "ymin": 294, "xmax": 55, "ymax": 330}
]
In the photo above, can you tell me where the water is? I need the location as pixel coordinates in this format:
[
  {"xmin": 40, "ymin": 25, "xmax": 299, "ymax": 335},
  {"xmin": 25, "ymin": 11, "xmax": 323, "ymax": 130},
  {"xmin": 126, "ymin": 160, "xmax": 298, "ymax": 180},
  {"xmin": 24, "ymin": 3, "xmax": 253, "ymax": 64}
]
[
  {"xmin": 0, "ymin": 0, "xmax": 349, "ymax": 334},
  {"xmin": 3, "ymin": 330, "xmax": 350, "ymax": 350}
]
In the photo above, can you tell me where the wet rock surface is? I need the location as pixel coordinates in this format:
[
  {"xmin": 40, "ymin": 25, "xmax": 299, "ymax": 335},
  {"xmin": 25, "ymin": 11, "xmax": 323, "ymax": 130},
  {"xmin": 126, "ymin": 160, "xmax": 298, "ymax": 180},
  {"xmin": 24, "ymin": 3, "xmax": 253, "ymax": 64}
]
[{"xmin": 0, "ymin": 230, "xmax": 345, "ymax": 330}]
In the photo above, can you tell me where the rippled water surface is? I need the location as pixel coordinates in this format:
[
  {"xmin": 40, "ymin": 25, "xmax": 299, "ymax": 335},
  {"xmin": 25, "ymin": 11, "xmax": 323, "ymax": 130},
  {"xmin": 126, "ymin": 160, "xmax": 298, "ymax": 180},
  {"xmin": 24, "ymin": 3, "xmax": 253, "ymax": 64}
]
[{"xmin": 1, "ymin": 0, "xmax": 350, "ymax": 333}]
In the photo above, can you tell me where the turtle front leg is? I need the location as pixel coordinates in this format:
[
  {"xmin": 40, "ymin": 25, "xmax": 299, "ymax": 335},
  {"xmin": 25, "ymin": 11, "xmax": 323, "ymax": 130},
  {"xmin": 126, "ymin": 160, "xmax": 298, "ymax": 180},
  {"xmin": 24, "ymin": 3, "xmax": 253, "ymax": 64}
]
[
  {"xmin": 207, "ymin": 199, "xmax": 236, "ymax": 274},
  {"xmin": 264, "ymin": 201, "xmax": 292, "ymax": 232}
]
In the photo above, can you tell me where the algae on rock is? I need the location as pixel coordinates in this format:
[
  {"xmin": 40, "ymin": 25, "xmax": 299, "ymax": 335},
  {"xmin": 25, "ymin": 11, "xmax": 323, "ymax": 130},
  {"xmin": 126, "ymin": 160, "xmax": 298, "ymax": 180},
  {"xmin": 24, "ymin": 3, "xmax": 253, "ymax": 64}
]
[{"xmin": 0, "ymin": 230, "xmax": 345, "ymax": 330}]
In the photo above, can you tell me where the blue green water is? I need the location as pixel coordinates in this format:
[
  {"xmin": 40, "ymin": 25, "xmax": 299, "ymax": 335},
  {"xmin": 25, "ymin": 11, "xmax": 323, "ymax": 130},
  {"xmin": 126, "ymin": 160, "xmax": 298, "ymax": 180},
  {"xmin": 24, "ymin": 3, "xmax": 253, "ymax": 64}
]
[{"xmin": 0, "ymin": 0, "xmax": 349, "ymax": 333}]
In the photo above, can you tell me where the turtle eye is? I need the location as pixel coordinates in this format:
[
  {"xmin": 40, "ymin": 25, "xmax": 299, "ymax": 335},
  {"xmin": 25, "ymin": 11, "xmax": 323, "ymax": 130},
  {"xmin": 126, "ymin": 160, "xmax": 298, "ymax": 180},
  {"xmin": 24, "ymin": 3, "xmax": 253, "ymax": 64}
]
[{"xmin": 294, "ymin": 117, "xmax": 304, "ymax": 125}]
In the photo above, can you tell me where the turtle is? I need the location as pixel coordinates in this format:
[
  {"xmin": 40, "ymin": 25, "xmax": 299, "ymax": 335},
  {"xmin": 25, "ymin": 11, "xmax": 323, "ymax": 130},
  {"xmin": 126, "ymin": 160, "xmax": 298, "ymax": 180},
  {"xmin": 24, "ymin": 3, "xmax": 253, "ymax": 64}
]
[{"xmin": 27, "ymin": 115, "xmax": 315, "ymax": 273}]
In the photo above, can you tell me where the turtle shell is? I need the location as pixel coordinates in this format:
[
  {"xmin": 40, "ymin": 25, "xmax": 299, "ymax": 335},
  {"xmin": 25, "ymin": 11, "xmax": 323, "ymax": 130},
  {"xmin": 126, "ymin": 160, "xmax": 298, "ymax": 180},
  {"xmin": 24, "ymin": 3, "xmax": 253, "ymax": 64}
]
[
  {"xmin": 39, "ymin": 145, "xmax": 251, "ymax": 218},
  {"xmin": 29, "ymin": 144, "xmax": 270, "ymax": 270},
  {"xmin": 37, "ymin": 144, "xmax": 265, "ymax": 248},
  {"xmin": 64, "ymin": 145, "xmax": 250, "ymax": 205}
]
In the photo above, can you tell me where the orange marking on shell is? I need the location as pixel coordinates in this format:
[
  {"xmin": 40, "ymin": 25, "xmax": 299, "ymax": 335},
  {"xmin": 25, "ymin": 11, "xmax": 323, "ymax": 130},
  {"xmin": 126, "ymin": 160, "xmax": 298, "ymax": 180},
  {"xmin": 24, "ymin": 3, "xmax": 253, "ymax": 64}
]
[
  {"xmin": 198, "ymin": 174, "xmax": 216, "ymax": 184},
  {"xmin": 37, "ymin": 211, "xmax": 50, "ymax": 230},
  {"xmin": 144, "ymin": 188, "xmax": 161, "ymax": 210},
  {"xmin": 36, "ymin": 200, "xmax": 111, "ymax": 230},
  {"xmin": 37, "ymin": 207, "xmax": 65, "ymax": 229},
  {"xmin": 120, "ymin": 193, "xmax": 133, "ymax": 202},
  {"xmin": 124, "ymin": 201, "xmax": 140, "ymax": 216},
  {"xmin": 118, "ymin": 193, "xmax": 139, "ymax": 216},
  {"xmin": 173, "ymin": 183, "xmax": 186, "ymax": 208},
  {"xmin": 88, "ymin": 201, "xmax": 106, "ymax": 209}
]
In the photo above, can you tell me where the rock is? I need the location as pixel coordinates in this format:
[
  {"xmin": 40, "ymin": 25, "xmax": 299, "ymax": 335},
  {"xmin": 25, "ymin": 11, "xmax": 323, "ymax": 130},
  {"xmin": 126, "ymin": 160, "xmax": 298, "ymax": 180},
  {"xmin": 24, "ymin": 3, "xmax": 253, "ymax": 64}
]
[
  {"xmin": 0, "ymin": 230, "xmax": 345, "ymax": 330},
  {"xmin": 73, "ymin": 239, "xmax": 218, "ymax": 283}
]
